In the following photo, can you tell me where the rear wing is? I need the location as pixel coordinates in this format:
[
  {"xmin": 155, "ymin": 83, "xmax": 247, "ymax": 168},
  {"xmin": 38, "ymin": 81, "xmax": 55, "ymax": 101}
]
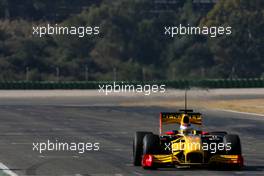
[{"xmin": 159, "ymin": 112, "xmax": 202, "ymax": 135}]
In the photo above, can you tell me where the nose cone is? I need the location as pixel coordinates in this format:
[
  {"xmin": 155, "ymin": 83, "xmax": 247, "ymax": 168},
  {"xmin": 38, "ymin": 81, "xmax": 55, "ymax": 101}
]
[{"xmin": 184, "ymin": 136, "xmax": 202, "ymax": 153}]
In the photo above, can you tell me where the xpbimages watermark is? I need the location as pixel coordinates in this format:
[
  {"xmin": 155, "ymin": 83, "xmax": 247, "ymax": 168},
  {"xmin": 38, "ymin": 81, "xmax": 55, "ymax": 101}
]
[
  {"xmin": 163, "ymin": 140, "xmax": 231, "ymax": 154},
  {"xmin": 98, "ymin": 82, "xmax": 166, "ymax": 95},
  {"xmin": 164, "ymin": 24, "xmax": 232, "ymax": 38},
  {"xmin": 32, "ymin": 140, "xmax": 100, "ymax": 154},
  {"xmin": 32, "ymin": 24, "xmax": 100, "ymax": 37}
]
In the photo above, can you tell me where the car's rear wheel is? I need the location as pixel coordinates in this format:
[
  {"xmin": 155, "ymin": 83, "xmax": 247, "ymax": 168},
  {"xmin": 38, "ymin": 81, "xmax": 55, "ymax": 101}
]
[
  {"xmin": 133, "ymin": 131, "xmax": 152, "ymax": 166},
  {"xmin": 210, "ymin": 131, "xmax": 228, "ymax": 136}
]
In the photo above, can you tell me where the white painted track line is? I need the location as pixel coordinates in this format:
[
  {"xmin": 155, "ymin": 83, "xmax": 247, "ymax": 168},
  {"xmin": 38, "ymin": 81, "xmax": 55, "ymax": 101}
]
[
  {"xmin": 217, "ymin": 108, "xmax": 264, "ymax": 117},
  {"xmin": 0, "ymin": 162, "xmax": 18, "ymax": 176}
]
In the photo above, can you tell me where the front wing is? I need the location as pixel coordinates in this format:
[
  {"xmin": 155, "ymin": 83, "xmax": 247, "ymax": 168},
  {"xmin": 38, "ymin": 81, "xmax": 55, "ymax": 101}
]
[{"xmin": 142, "ymin": 154, "xmax": 244, "ymax": 168}]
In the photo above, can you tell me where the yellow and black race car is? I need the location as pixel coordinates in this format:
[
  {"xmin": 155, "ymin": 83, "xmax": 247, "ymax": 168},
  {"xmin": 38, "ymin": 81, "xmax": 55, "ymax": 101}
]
[{"xmin": 133, "ymin": 109, "xmax": 243, "ymax": 169}]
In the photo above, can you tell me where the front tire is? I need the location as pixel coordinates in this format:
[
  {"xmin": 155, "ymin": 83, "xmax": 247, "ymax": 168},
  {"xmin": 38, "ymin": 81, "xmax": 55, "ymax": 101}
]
[
  {"xmin": 142, "ymin": 134, "xmax": 160, "ymax": 169},
  {"xmin": 224, "ymin": 134, "xmax": 241, "ymax": 155},
  {"xmin": 143, "ymin": 134, "xmax": 161, "ymax": 155},
  {"xmin": 224, "ymin": 134, "xmax": 243, "ymax": 169},
  {"xmin": 133, "ymin": 131, "xmax": 152, "ymax": 166}
]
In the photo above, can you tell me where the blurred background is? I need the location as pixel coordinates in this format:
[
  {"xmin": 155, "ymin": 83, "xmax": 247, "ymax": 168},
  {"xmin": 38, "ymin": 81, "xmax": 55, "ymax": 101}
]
[{"xmin": 0, "ymin": 0, "xmax": 263, "ymax": 81}]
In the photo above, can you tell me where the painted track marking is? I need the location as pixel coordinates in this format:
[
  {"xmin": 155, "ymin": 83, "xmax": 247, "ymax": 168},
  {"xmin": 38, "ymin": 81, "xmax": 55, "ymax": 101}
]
[{"xmin": 0, "ymin": 162, "xmax": 18, "ymax": 176}]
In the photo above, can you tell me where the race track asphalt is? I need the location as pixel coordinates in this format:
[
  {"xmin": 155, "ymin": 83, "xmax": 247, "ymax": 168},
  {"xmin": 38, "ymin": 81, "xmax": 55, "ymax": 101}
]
[{"xmin": 0, "ymin": 97, "xmax": 263, "ymax": 176}]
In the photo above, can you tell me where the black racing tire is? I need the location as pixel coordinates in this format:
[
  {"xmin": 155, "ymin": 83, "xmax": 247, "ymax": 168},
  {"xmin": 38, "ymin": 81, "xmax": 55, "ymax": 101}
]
[
  {"xmin": 224, "ymin": 134, "xmax": 242, "ymax": 155},
  {"xmin": 133, "ymin": 131, "xmax": 152, "ymax": 166},
  {"xmin": 210, "ymin": 131, "xmax": 228, "ymax": 136},
  {"xmin": 209, "ymin": 134, "xmax": 243, "ymax": 170},
  {"xmin": 143, "ymin": 134, "xmax": 161, "ymax": 155}
]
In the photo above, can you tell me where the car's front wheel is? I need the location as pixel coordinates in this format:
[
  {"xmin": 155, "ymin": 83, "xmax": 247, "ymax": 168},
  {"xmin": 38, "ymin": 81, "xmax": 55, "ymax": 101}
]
[
  {"xmin": 133, "ymin": 131, "xmax": 152, "ymax": 166},
  {"xmin": 224, "ymin": 134, "xmax": 243, "ymax": 169},
  {"xmin": 224, "ymin": 134, "xmax": 242, "ymax": 155},
  {"xmin": 142, "ymin": 134, "xmax": 160, "ymax": 169},
  {"xmin": 143, "ymin": 134, "xmax": 161, "ymax": 155}
]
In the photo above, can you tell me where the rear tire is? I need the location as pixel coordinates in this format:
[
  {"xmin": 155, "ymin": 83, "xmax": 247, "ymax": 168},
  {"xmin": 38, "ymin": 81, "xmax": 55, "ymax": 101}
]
[
  {"xmin": 133, "ymin": 131, "xmax": 152, "ymax": 166},
  {"xmin": 210, "ymin": 131, "xmax": 228, "ymax": 136}
]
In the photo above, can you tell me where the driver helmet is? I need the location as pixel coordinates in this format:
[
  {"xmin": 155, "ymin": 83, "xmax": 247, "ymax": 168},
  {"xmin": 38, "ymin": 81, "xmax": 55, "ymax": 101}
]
[{"xmin": 180, "ymin": 115, "xmax": 193, "ymax": 134}]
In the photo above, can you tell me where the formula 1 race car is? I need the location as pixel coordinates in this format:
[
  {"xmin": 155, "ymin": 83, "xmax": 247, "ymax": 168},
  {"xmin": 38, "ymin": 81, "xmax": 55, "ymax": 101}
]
[{"xmin": 133, "ymin": 109, "xmax": 243, "ymax": 169}]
